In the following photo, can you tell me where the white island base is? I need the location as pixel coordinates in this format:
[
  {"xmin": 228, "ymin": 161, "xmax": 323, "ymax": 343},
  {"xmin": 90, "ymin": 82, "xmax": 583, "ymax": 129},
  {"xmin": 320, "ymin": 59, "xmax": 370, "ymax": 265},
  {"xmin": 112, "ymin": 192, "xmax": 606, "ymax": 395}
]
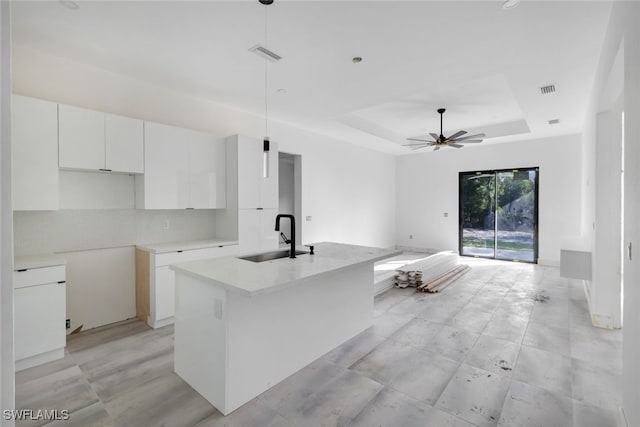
[{"xmin": 173, "ymin": 247, "xmax": 385, "ymax": 416}]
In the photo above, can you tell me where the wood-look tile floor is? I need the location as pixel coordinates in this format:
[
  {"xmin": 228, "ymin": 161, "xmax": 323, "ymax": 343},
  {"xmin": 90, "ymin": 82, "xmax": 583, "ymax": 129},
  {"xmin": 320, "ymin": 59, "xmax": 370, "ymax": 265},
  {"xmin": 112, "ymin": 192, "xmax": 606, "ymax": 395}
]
[{"xmin": 16, "ymin": 257, "xmax": 622, "ymax": 427}]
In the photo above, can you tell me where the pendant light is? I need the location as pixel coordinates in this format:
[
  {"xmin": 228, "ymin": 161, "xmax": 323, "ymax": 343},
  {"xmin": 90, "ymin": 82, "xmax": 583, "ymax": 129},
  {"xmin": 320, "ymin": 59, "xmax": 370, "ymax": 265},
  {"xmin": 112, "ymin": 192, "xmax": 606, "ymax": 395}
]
[{"xmin": 260, "ymin": 0, "xmax": 273, "ymax": 178}]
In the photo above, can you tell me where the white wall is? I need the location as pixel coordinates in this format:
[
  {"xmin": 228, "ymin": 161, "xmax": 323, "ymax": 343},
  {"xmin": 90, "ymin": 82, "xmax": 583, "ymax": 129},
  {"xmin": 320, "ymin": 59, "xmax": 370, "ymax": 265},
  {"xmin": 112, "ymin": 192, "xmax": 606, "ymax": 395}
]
[
  {"xmin": 583, "ymin": 2, "xmax": 640, "ymax": 425},
  {"xmin": 0, "ymin": 1, "xmax": 14, "ymax": 424},
  {"xmin": 12, "ymin": 46, "xmax": 397, "ymax": 249},
  {"xmin": 396, "ymin": 135, "xmax": 582, "ymax": 265},
  {"xmin": 278, "ymin": 155, "xmax": 294, "ymax": 242}
]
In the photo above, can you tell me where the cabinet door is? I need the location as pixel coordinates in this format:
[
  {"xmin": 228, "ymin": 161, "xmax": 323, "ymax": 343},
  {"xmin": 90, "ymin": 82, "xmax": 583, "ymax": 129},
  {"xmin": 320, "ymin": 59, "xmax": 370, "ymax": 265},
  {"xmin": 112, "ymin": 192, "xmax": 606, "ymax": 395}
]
[
  {"xmin": 188, "ymin": 130, "xmax": 226, "ymax": 209},
  {"xmin": 143, "ymin": 122, "xmax": 189, "ymax": 209},
  {"xmin": 155, "ymin": 266, "xmax": 175, "ymax": 321},
  {"xmin": 14, "ymin": 282, "xmax": 65, "ymax": 361},
  {"xmin": 12, "ymin": 95, "xmax": 59, "ymax": 211},
  {"xmin": 260, "ymin": 209, "xmax": 280, "ymax": 251},
  {"xmin": 58, "ymin": 104, "xmax": 105, "ymax": 170},
  {"xmin": 237, "ymin": 135, "xmax": 261, "ymax": 209},
  {"xmin": 105, "ymin": 113, "xmax": 144, "ymax": 173},
  {"xmin": 238, "ymin": 209, "xmax": 262, "ymax": 255},
  {"xmin": 259, "ymin": 141, "xmax": 279, "ymax": 209}
]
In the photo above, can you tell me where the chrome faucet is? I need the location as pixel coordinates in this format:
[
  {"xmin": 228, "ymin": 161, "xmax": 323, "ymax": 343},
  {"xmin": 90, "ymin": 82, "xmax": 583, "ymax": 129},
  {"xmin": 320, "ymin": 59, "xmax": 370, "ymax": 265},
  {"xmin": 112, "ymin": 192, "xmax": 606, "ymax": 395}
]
[{"xmin": 275, "ymin": 214, "xmax": 296, "ymax": 258}]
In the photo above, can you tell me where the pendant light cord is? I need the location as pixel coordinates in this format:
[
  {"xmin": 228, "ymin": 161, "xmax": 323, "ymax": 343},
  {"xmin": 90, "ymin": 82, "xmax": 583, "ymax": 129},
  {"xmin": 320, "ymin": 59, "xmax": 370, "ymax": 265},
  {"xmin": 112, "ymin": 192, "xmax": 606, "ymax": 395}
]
[{"xmin": 264, "ymin": 4, "xmax": 268, "ymax": 137}]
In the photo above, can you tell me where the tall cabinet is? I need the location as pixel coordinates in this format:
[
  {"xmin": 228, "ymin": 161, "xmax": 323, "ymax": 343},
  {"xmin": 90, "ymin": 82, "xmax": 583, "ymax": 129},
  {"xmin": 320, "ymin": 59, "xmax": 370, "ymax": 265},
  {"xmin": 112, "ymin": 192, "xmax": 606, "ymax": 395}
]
[{"xmin": 218, "ymin": 135, "xmax": 279, "ymax": 255}]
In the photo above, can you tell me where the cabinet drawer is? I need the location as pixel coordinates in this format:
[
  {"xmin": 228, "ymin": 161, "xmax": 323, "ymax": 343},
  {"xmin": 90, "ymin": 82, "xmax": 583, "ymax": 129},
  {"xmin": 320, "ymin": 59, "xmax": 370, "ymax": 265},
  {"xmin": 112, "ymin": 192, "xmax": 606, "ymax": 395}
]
[
  {"xmin": 14, "ymin": 265, "xmax": 66, "ymax": 289},
  {"xmin": 154, "ymin": 245, "xmax": 238, "ymax": 267}
]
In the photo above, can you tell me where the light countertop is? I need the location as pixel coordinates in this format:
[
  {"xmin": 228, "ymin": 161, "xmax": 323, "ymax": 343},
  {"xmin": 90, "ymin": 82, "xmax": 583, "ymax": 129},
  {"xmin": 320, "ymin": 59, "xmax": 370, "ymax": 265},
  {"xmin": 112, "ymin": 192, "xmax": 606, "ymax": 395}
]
[
  {"xmin": 14, "ymin": 254, "xmax": 66, "ymax": 270},
  {"xmin": 170, "ymin": 242, "xmax": 401, "ymax": 297},
  {"xmin": 136, "ymin": 239, "xmax": 239, "ymax": 254}
]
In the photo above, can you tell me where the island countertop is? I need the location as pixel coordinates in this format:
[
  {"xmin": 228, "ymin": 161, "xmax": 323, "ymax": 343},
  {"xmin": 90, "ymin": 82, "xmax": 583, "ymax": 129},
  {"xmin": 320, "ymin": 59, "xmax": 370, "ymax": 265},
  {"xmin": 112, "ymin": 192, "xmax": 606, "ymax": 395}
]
[{"xmin": 170, "ymin": 242, "xmax": 401, "ymax": 296}]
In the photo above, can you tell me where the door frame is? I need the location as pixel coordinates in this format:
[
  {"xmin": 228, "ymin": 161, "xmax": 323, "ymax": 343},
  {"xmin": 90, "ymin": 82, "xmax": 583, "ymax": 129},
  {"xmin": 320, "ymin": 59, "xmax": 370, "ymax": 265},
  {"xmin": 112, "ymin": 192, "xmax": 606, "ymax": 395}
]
[{"xmin": 458, "ymin": 167, "xmax": 539, "ymax": 264}]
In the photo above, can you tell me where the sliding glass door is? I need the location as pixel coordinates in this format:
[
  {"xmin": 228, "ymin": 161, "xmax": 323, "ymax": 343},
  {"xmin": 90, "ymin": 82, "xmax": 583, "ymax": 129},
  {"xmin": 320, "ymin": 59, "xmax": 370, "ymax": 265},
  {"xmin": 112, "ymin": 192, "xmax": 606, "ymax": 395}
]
[{"xmin": 459, "ymin": 168, "xmax": 538, "ymax": 263}]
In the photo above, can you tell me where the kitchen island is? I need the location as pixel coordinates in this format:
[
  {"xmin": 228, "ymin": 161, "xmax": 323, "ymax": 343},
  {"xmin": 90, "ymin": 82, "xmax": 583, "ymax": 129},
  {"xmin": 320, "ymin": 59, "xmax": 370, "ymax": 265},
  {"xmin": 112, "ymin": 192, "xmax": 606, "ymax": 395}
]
[{"xmin": 170, "ymin": 242, "xmax": 400, "ymax": 415}]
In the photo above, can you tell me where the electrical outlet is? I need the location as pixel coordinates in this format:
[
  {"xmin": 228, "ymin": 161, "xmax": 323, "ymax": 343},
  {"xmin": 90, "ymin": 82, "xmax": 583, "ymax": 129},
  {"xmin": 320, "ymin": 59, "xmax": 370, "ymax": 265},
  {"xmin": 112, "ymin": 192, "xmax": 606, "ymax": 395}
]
[
  {"xmin": 66, "ymin": 319, "xmax": 70, "ymax": 329},
  {"xmin": 306, "ymin": 216, "xmax": 312, "ymax": 221},
  {"xmin": 161, "ymin": 219, "xmax": 170, "ymax": 230},
  {"xmin": 444, "ymin": 212, "xmax": 449, "ymax": 217},
  {"xmin": 409, "ymin": 234, "xmax": 413, "ymax": 239}
]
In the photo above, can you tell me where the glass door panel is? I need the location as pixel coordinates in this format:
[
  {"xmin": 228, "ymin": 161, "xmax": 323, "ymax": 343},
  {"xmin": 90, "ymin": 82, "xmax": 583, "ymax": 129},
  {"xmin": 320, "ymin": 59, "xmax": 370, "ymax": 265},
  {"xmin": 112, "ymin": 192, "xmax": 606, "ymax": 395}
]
[
  {"xmin": 495, "ymin": 170, "xmax": 537, "ymax": 262},
  {"xmin": 460, "ymin": 172, "xmax": 496, "ymax": 258}
]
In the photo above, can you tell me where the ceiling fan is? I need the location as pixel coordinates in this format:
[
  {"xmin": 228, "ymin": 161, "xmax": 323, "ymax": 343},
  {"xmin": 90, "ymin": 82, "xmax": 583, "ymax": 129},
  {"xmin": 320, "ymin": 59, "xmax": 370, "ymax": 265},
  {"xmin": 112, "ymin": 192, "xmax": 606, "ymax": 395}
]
[{"xmin": 403, "ymin": 108, "xmax": 486, "ymax": 151}]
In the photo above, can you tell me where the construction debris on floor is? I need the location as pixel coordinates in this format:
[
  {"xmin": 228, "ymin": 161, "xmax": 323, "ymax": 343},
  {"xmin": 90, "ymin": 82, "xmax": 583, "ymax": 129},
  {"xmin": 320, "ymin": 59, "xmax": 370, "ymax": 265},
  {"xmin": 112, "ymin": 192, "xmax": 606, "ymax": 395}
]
[{"xmin": 395, "ymin": 251, "xmax": 470, "ymax": 293}]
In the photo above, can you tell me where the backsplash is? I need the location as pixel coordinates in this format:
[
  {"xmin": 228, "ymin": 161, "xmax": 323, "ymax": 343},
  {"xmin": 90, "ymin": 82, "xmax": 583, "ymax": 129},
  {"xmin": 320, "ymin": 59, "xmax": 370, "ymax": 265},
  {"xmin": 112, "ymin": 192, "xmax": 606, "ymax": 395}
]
[{"xmin": 13, "ymin": 209, "xmax": 218, "ymax": 256}]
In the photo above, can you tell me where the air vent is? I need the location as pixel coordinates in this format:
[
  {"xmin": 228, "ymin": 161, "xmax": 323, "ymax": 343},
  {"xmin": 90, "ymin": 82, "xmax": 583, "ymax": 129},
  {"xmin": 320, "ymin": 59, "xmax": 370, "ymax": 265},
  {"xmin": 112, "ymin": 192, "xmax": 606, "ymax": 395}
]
[
  {"xmin": 249, "ymin": 44, "xmax": 282, "ymax": 62},
  {"xmin": 540, "ymin": 84, "xmax": 556, "ymax": 95},
  {"xmin": 548, "ymin": 119, "xmax": 560, "ymax": 125}
]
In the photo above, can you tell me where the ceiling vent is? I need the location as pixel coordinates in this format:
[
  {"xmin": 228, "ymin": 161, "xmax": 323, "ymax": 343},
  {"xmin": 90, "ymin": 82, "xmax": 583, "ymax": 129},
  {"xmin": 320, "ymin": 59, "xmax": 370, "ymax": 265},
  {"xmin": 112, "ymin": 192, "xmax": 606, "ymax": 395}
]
[
  {"xmin": 548, "ymin": 119, "xmax": 560, "ymax": 125},
  {"xmin": 540, "ymin": 84, "xmax": 556, "ymax": 95},
  {"xmin": 249, "ymin": 44, "xmax": 282, "ymax": 62}
]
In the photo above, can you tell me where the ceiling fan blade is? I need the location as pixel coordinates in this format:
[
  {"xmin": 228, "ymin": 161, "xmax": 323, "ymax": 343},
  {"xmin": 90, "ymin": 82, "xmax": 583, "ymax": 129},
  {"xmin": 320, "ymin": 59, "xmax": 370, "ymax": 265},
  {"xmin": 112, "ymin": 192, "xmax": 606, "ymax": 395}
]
[
  {"xmin": 433, "ymin": 146, "xmax": 441, "ymax": 151},
  {"xmin": 450, "ymin": 143, "xmax": 464, "ymax": 148},
  {"xmin": 406, "ymin": 138, "xmax": 436, "ymax": 143},
  {"xmin": 455, "ymin": 133, "xmax": 486, "ymax": 141},
  {"xmin": 448, "ymin": 130, "xmax": 467, "ymax": 140},
  {"xmin": 456, "ymin": 140, "xmax": 483, "ymax": 143},
  {"xmin": 429, "ymin": 133, "xmax": 440, "ymax": 141}
]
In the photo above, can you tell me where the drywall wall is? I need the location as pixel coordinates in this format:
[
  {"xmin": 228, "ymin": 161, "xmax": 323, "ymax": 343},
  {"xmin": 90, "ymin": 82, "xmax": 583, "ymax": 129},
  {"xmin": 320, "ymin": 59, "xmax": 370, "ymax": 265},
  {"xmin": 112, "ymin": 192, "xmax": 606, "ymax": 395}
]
[
  {"xmin": 0, "ymin": 1, "xmax": 14, "ymax": 423},
  {"xmin": 396, "ymin": 134, "xmax": 582, "ymax": 265},
  {"xmin": 583, "ymin": 2, "xmax": 640, "ymax": 424},
  {"xmin": 592, "ymin": 94, "xmax": 623, "ymax": 329},
  {"xmin": 12, "ymin": 46, "xmax": 396, "ymax": 249}
]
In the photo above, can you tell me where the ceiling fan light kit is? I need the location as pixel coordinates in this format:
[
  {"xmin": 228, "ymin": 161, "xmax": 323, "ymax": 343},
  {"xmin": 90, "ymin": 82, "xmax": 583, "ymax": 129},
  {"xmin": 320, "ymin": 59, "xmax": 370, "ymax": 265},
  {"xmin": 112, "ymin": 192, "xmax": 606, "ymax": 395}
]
[{"xmin": 403, "ymin": 108, "xmax": 486, "ymax": 151}]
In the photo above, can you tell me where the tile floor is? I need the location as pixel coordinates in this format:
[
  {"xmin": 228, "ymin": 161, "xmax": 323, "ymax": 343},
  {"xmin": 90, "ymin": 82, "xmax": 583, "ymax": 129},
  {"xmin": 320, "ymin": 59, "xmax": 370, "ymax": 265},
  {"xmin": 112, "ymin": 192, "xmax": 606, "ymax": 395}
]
[{"xmin": 15, "ymin": 257, "xmax": 622, "ymax": 427}]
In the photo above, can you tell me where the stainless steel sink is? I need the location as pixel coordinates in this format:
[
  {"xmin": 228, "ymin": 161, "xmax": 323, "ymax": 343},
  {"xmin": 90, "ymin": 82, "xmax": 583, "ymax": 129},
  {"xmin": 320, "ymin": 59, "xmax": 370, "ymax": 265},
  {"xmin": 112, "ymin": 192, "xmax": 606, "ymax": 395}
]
[{"xmin": 239, "ymin": 249, "xmax": 309, "ymax": 263}]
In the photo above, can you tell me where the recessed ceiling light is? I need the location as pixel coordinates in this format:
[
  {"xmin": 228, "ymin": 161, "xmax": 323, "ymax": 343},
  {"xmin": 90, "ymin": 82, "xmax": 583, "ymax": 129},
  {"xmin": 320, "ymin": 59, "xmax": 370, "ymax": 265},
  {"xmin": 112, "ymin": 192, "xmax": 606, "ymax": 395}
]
[
  {"xmin": 502, "ymin": 0, "xmax": 520, "ymax": 10},
  {"xmin": 352, "ymin": 57, "xmax": 363, "ymax": 64},
  {"xmin": 59, "ymin": 0, "xmax": 80, "ymax": 10}
]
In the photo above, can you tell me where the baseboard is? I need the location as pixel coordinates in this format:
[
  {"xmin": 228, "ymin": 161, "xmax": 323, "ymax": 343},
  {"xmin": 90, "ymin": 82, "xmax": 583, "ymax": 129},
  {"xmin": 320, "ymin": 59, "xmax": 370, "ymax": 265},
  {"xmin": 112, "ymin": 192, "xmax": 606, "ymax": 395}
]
[
  {"xmin": 618, "ymin": 406, "xmax": 628, "ymax": 427},
  {"xmin": 152, "ymin": 316, "xmax": 174, "ymax": 329},
  {"xmin": 16, "ymin": 348, "xmax": 64, "ymax": 371},
  {"xmin": 394, "ymin": 245, "xmax": 440, "ymax": 254},
  {"xmin": 538, "ymin": 258, "xmax": 560, "ymax": 267}
]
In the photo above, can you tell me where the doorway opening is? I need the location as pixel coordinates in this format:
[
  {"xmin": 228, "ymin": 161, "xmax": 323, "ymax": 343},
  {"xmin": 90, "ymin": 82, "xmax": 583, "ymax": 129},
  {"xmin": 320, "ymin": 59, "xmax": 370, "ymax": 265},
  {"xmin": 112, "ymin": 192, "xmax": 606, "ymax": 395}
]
[
  {"xmin": 278, "ymin": 152, "xmax": 302, "ymax": 247},
  {"xmin": 459, "ymin": 167, "xmax": 539, "ymax": 263}
]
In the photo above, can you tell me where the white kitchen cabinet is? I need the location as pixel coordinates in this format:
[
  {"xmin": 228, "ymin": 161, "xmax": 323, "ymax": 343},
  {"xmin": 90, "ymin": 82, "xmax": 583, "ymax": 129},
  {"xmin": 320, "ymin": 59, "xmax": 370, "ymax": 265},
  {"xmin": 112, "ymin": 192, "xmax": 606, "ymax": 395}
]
[
  {"xmin": 137, "ymin": 122, "xmax": 225, "ymax": 210},
  {"xmin": 188, "ymin": 129, "xmax": 226, "ymax": 209},
  {"xmin": 236, "ymin": 135, "xmax": 278, "ymax": 209},
  {"xmin": 238, "ymin": 208, "xmax": 278, "ymax": 255},
  {"xmin": 59, "ymin": 104, "xmax": 144, "ymax": 173},
  {"xmin": 136, "ymin": 242, "xmax": 238, "ymax": 328},
  {"xmin": 13, "ymin": 261, "xmax": 66, "ymax": 371},
  {"xmin": 105, "ymin": 113, "xmax": 144, "ymax": 173},
  {"xmin": 58, "ymin": 104, "xmax": 105, "ymax": 170},
  {"xmin": 12, "ymin": 95, "xmax": 59, "ymax": 211},
  {"xmin": 137, "ymin": 122, "xmax": 190, "ymax": 209}
]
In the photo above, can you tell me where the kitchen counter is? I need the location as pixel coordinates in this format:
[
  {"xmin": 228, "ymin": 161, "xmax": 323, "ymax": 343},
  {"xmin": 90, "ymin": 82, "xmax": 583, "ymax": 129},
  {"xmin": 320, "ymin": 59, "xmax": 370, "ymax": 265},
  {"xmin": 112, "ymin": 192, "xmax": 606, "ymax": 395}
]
[
  {"xmin": 14, "ymin": 254, "xmax": 66, "ymax": 270},
  {"xmin": 136, "ymin": 238, "xmax": 238, "ymax": 254},
  {"xmin": 172, "ymin": 241, "xmax": 400, "ymax": 415},
  {"xmin": 170, "ymin": 242, "xmax": 400, "ymax": 296}
]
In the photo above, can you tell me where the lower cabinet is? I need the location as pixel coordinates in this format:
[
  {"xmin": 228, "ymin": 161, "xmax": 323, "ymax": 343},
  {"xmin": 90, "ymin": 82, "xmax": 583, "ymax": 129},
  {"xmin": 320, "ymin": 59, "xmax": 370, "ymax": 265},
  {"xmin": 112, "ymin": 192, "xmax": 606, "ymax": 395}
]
[
  {"xmin": 136, "ymin": 244, "xmax": 238, "ymax": 328},
  {"xmin": 13, "ymin": 264, "xmax": 66, "ymax": 371}
]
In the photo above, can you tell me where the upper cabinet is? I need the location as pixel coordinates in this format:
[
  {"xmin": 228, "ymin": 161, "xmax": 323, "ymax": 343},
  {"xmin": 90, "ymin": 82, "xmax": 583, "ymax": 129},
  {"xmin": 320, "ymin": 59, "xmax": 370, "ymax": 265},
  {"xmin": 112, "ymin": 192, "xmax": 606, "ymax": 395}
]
[
  {"xmin": 12, "ymin": 95, "xmax": 59, "ymax": 211},
  {"xmin": 136, "ymin": 122, "xmax": 225, "ymax": 210},
  {"xmin": 235, "ymin": 135, "xmax": 278, "ymax": 209},
  {"xmin": 105, "ymin": 114, "xmax": 144, "ymax": 174},
  {"xmin": 58, "ymin": 105, "xmax": 143, "ymax": 174}
]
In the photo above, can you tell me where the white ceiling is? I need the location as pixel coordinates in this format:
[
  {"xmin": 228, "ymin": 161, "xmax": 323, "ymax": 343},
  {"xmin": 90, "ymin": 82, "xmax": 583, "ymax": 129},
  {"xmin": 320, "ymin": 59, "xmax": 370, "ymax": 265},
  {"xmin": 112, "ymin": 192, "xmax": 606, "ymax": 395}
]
[{"xmin": 11, "ymin": 0, "xmax": 612, "ymax": 154}]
